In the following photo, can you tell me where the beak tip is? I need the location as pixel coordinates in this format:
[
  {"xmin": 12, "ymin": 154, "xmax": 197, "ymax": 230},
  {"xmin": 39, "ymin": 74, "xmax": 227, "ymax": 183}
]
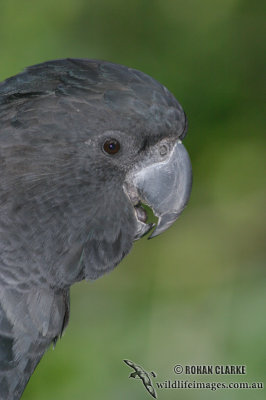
[{"xmin": 147, "ymin": 208, "xmax": 187, "ymax": 239}]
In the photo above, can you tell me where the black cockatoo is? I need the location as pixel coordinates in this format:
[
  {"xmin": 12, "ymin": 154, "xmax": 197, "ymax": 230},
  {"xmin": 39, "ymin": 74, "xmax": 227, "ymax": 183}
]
[{"xmin": 0, "ymin": 59, "xmax": 192, "ymax": 399}]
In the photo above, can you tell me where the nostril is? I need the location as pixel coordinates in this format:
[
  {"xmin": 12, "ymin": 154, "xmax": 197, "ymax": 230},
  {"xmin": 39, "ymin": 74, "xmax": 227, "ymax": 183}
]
[{"xmin": 159, "ymin": 144, "xmax": 168, "ymax": 156}]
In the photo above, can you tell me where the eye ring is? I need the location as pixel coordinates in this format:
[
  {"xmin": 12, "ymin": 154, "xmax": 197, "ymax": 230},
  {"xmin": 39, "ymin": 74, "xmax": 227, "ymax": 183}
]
[{"xmin": 102, "ymin": 138, "xmax": 121, "ymax": 155}]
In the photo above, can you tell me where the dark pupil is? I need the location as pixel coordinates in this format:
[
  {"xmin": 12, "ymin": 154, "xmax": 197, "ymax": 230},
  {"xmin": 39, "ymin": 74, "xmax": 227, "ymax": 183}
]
[{"xmin": 103, "ymin": 139, "xmax": 120, "ymax": 154}]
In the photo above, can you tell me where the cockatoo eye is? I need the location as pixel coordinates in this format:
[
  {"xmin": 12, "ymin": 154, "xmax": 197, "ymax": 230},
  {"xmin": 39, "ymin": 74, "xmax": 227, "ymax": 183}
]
[{"xmin": 103, "ymin": 138, "xmax": 121, "ymax": 155}]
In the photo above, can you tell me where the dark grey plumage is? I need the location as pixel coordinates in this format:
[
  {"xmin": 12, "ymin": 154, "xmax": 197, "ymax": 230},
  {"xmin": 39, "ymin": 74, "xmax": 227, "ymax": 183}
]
[{"xmin": 0, "ymin": 59, "xmax": 190, "ymax": 399}]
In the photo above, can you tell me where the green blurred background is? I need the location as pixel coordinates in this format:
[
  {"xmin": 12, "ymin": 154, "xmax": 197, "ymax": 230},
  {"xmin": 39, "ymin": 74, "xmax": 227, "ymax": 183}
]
[{"xmin": 0, "ymin": 0, "xmax": 265, "ymax": 399}]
